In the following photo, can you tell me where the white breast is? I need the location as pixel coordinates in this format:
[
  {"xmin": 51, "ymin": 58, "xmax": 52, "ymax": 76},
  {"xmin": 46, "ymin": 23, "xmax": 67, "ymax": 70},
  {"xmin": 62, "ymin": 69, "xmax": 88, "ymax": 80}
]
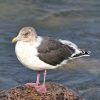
[{"xmin": 15, "ymin": 37, "xmax": 57, "ymax": 70}]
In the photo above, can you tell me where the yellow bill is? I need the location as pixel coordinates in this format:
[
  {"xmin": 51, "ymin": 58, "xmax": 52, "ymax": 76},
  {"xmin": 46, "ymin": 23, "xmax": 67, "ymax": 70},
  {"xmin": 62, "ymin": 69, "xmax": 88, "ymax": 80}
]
[{"xmin": 12, "ymin": 37, "xmax": 17, "ymax": 43}]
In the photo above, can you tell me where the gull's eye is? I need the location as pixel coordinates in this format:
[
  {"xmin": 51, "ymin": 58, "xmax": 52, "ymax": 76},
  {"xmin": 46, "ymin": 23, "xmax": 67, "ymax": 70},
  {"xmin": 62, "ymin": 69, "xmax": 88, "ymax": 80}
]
[
  {"xmin": 23, "ymin": 32, "xmax": 29, "ymax": 38},
  {"xmin": 25, "ymin": 32, "xmax": 29, "ymax": 35}
]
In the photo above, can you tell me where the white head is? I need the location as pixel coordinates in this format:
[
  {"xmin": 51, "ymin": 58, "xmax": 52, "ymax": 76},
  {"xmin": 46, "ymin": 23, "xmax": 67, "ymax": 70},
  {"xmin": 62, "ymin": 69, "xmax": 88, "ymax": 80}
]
[{"xmin": 12, "ymin": 27, "xmax": 37, "ymax": 43}]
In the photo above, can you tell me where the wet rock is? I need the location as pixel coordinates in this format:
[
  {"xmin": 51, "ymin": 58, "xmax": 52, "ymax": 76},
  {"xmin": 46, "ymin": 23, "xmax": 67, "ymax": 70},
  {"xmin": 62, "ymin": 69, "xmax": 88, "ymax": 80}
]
[{"xmin": 0, "ymin": 82, "xmax": 84, "ymax": 100}]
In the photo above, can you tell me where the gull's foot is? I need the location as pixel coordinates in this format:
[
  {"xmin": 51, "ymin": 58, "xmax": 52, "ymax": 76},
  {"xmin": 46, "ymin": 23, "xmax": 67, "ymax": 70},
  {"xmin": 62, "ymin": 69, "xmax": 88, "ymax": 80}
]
[
  {"xmin": 25, "ymin": 83, "xmax": 47, "ymax": 93},
  {"xmin": 25, "ymin": 83, "xmax": 39, "ymax": 87},
  {"xmin": 36, "ymin": 84, "xmax": 47, "ymax": 93}
]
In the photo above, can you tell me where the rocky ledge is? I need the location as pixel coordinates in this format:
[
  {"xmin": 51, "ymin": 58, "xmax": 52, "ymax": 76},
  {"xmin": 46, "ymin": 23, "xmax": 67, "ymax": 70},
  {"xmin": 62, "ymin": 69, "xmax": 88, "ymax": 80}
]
[{"xmin": 0, "ymin": 82, "xmax": 84, "ymax": 100}]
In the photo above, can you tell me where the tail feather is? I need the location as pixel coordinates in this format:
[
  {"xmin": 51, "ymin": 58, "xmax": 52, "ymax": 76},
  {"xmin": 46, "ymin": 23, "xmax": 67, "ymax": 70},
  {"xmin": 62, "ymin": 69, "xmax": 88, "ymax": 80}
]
[
  {"xmin": 80, "ymin": 49, "xmax": 91, "ymax": 56},
  {"xmin": 70, "ymin": 49, "xmax": 91, "ymax": 59}
]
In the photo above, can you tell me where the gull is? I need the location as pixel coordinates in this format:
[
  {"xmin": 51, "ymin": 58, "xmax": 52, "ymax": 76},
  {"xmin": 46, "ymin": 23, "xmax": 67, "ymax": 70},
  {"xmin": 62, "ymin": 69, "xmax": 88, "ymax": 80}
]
[{"xmin": 12, "ymin": 26, "xmax": 90, "ymax": 93}]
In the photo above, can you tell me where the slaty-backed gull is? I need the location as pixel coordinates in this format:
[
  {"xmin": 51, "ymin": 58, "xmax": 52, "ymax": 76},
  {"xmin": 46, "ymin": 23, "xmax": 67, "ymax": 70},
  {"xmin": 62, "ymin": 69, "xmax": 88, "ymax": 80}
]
[{"xmin": 12, "ymin": 27, "xmax": 90, "ymax": 93}]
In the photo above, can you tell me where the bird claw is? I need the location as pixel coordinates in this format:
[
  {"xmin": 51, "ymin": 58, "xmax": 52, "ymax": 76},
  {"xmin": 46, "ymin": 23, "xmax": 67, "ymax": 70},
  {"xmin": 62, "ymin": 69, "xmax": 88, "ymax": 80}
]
[
  {"xmin": 35, "ymin": 84, "xmax": 47, "ymax": 93},
  {"xmin": 25, "ymin": 83, "xmax": 39, "ymax": 87},
  {"xmin": 25, "ymin": 83, "xmax": 47, "ymax": 93}
]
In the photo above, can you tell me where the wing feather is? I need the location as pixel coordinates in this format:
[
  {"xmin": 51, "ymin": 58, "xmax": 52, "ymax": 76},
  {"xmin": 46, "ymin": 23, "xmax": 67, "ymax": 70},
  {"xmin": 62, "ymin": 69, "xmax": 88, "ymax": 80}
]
[{"xmin": 37, "ymin": 37, "xmax": 75, "ymax": 66}]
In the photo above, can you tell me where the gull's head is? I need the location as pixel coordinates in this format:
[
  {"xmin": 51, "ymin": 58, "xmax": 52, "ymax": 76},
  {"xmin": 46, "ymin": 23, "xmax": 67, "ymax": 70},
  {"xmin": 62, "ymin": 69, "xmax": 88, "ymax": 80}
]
[{"xmin": 12, "ymin": 27, "xmax": 37, "ymax": 43}]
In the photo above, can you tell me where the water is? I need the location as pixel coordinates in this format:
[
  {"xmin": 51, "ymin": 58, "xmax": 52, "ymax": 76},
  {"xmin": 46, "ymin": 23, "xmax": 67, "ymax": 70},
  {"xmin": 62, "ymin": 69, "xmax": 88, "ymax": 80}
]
[{"xmin": 0, "ymin": 0, "xmax": 100, "ymax": 99}]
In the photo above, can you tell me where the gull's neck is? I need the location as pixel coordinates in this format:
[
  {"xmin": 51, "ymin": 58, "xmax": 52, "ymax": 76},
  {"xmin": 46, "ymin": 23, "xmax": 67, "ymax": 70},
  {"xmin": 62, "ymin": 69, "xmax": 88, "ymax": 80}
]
[{"xmin": 16, "ymin": 36, "xmax": 43, "ymax": 47}]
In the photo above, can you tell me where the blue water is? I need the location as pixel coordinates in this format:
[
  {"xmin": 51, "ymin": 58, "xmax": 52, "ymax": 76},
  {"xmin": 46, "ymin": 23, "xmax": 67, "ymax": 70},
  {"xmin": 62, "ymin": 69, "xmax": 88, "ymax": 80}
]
[{"xmin": 0, "ymin": 0, "xmax": 100, "ymax": 99}]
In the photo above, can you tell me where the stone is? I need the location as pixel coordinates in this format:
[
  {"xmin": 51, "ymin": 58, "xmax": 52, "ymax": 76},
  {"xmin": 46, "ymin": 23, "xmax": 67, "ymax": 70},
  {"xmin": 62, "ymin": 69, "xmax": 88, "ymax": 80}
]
[{"xmin": 0, "ymin": 82, "xmax": 84, "ymax": 100}]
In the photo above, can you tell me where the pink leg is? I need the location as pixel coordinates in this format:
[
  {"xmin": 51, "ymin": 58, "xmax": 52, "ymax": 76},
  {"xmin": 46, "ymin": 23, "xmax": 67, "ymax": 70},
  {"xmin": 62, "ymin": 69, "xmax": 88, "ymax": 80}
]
[
  {"xmin": 43, "ymin": 70, "xmax": 47, "ymax": 85},
  {"xmin": 25, "ymin": 71, "xmax": 40, "ymax": 87},
  {"xmin": 25, "ymin": 70, "xmax": 47, "ymax": 93},
  {"xmin": 36, "ymin": 70, "xmax": 47, "ymax": 93}
]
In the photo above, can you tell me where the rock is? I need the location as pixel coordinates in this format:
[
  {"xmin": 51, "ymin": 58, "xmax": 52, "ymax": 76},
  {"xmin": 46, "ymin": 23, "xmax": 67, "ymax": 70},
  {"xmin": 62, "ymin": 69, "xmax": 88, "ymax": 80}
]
[{"xmin": 0, "ymin": 82, "xmax": 84, "ymax": 100}]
